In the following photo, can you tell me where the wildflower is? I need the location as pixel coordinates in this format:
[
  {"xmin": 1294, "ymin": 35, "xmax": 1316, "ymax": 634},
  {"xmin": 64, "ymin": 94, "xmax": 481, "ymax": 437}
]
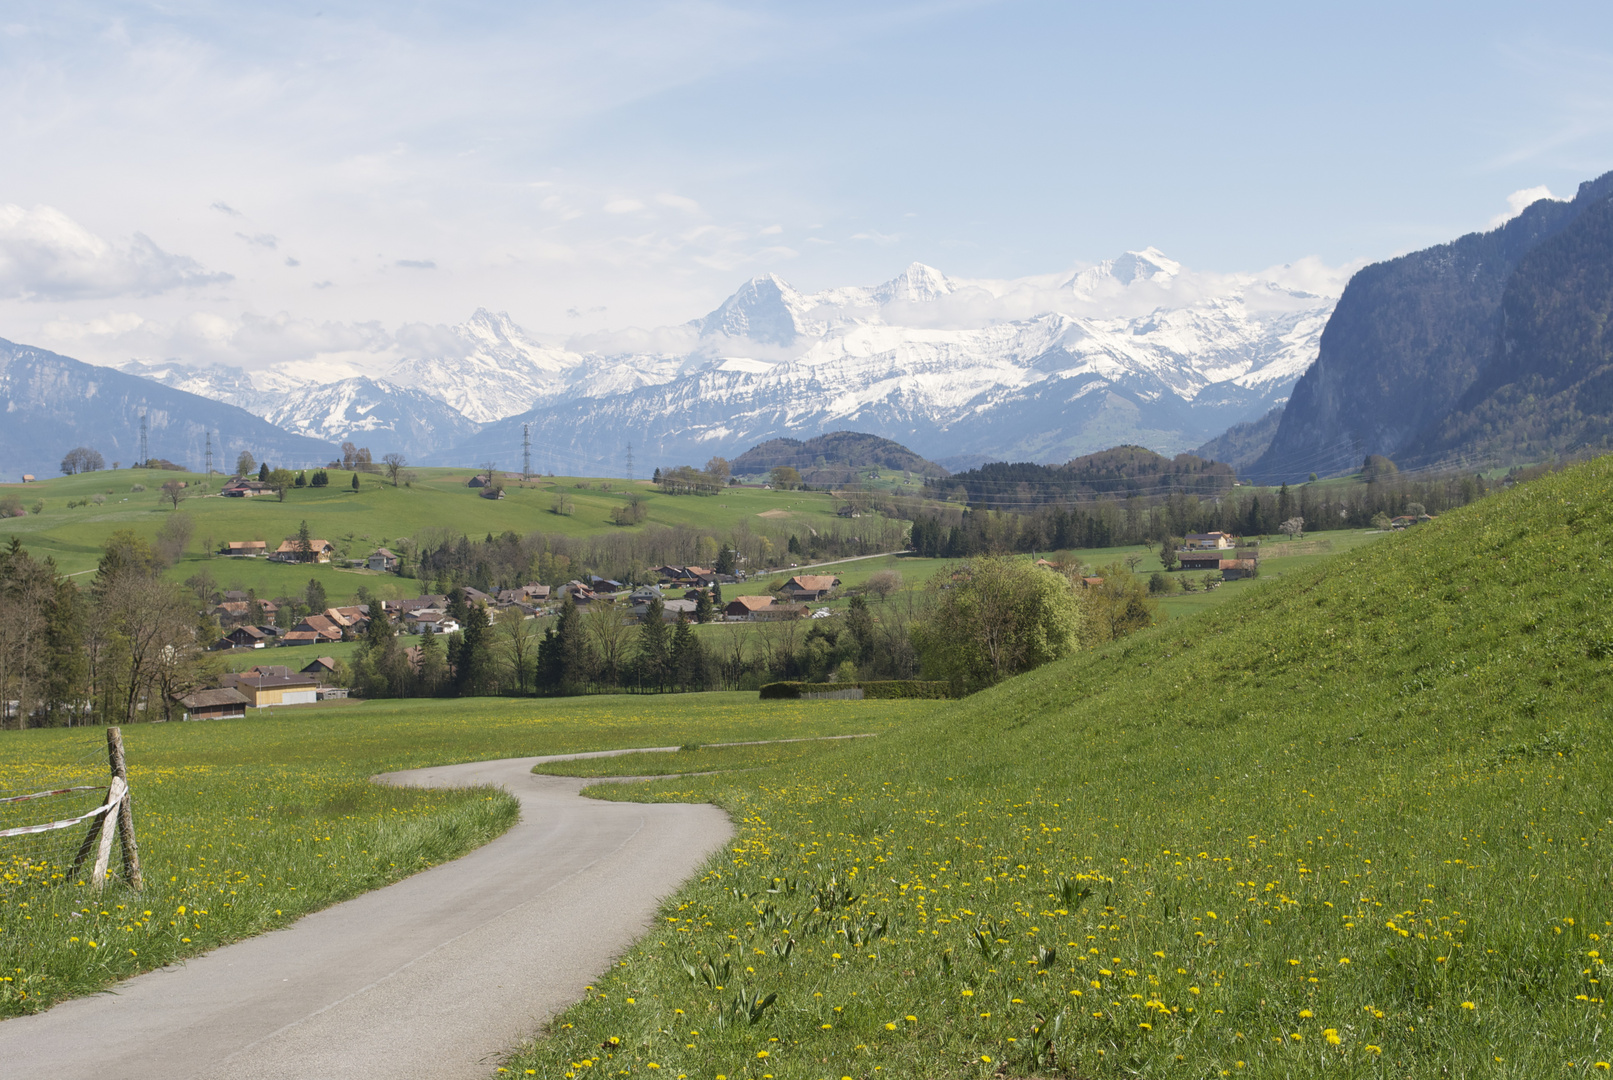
[
  {"xmin": 1365, "ymin": 1045, "xmax": 1382, "ymax": 1055},
  {"xmin": 1324, "ymin": 1029, "xmax": 1341, "ymax": 1045},
  {"xmin": 1461, "ymin": 1001, "xmax": 1476, "ymax": 1010}
]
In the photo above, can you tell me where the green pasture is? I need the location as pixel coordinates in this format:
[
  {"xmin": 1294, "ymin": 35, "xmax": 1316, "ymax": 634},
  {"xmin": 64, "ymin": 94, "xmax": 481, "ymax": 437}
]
[
  {"xmin": 498, "ymin": 455, "xmax": 1613, "ymax": 1078},
  {"xmin": 0, "ymin": 467, "xmax": 862, "ymax": 602},
  {"xmin": 0, "ymin": 693, "xmax": 928, "ymax": 1016}
]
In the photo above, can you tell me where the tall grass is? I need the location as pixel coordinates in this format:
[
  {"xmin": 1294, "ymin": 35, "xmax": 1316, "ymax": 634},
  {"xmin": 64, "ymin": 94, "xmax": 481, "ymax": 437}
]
[{"xmin": 508, "ymin": 456, "xmax": 1613, "ymax": 1078}]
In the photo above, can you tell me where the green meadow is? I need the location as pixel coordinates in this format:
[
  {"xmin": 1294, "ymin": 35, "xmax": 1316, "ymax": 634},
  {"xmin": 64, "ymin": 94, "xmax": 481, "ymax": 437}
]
[
  {"xmin": 0, "ymin": 694, "xmax": 926, "ymax": 1016},
  {"xmin": 0, "ymin": 467, "xmax": 867, "ymax": 602},
  {"xmin": 506, "ymin": 456, "xmax": 1613, "ymax": 1078}
]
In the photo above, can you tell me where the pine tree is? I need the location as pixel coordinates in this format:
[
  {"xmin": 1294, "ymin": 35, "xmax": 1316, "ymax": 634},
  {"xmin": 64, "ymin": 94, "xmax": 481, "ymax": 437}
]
[
  {"xmin": 695, "ymin": 589, "xmax": 713, "ymax": 624},
  {"xmin": 258, "ymin": 462, "xmax": 270, "ymax": 482},
  {"xmin": 453, "ymin": 603, "xmax": 491, "ymax": 696},
  {"xmin": 669, "ymin": 614, "xmax": 703, "ymax": 691},
  {"xmin": 637, "ymin": 597, "xmax": 669, "ymax": 690},
  {"xmin": 351, "ymin": 472, "xmax": 360, "ymax": 491}
]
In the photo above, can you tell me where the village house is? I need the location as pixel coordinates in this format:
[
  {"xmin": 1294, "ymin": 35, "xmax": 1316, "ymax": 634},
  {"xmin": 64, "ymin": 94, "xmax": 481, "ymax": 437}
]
[
  {"xmin": 368, "ymin": 547, "xmax": 400, "ymax": 572},
  {"xmin": 173, "ymin": 687, "xmax": 249, "ymax": 720},
  {"xmin": 1177, "ymin": 550, "xmax": 1226, "ymax": 571},
  {"xmin": 211, "ymin": 598, "xmax": 279, "ymax": 624},
  {"xmin": 724, "ymin": 595, "xmax": 776, "ymax": 620},
  {"xmin": 784, "ymin": 574, "xmax": 840, "ymax": 602},
  {"xmin": 1219, "ymin": 558, "xmax": 1258, "ymax": 580},
  {"xmin": 660, "ymin": 598, "xmax": 699, "ymax": 622},
  {"xmin": 220, "ymin": 540, "xmax": 268, "ymax": 557},
  {"xmin": 216, "ymin": 625, "xmax": 268, "ymax": 650},
  {"xmin": 269, "ymin": 537, "xmax": 338, "ymax": 563},
  {"xmin": 20, "ymin": 474, "xmax": 35, "ymax": 483},
  {"xmin": 221, "ymin": 478, "xmax": 275, "ymax": 497},
  {"xmin": 406, "ymin": 609, "xmax": 460, "ymax": 635},
  {"xmin": 281, "ymin": 614, "xmax": 345, "ymax": 647},
  {"xmin": 1184, "ymin": 531, "xmax": 1236, "ymax": 550},
  {"xmin": 300, "ymin": 657, "xmax": 339, "ymax": 681},
  {"xmin": 467, "ymin": 475, "xmax": 489, "ymax": 488}
]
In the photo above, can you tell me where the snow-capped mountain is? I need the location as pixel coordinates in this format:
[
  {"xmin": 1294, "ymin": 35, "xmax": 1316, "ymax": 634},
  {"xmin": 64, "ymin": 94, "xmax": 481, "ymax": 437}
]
[
  {"xmin": 383, "ymin": 309, "xmax": 589, "ymax": 424},
  {"xmin": 425, "ymin": 251, "xmax": 1337, "ymax": 472},
  {"xmin": 114, "ymin": 249, "xmax": 1342, "ymax": 472},
  {"xmin": 119, "ymin": 362, "xmax": 478, "ymax": 457}
]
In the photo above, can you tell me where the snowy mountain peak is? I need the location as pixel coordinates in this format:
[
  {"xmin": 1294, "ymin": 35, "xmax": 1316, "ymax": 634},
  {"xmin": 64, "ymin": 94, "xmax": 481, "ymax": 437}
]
[
  {"xmin": 697, "ymin": 274, "xmax": 808, "ymax": 345},
  {"xmin": 872, "ymin": 262, "xmax": 954, "ymax": 304},
  {"xmin": 1066, "ymin": 247, "xmax": 1182, "ymax": 296}
]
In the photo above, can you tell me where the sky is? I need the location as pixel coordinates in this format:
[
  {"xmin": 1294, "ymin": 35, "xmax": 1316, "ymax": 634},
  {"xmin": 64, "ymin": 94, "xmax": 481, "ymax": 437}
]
[{"xmin": 3, "ymin": 0, "xmax": 1613, "ymax": 373}]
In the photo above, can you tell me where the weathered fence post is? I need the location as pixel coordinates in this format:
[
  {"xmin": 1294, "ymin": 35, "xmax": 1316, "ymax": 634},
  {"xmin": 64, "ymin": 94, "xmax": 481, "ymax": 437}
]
[{"xmin": 106, "ymin": 726, "xmax": 142, "ymax": 890}]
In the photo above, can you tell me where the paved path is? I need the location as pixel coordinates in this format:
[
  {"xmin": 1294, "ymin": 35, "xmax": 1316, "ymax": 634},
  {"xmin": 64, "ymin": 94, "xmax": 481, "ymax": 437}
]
[{"xmin": 0, "ymin": 750, "xmax": 734, "ymax": 1080}]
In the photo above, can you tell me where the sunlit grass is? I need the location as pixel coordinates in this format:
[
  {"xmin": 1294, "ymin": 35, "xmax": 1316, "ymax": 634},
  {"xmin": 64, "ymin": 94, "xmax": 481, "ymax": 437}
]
[
  {"xmin": 506, "ymin": 456, "xmax": 1613, "ymax": 1078},
  {"xmin": 0, "ymin": 693, "xmax": 928, "ymax": 1015}
]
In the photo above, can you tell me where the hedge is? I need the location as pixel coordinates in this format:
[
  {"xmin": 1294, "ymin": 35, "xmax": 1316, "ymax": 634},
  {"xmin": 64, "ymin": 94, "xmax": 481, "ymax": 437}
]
[{"xmin": 758, "ymin": 680, "xmax": 958, "ymax": 700}]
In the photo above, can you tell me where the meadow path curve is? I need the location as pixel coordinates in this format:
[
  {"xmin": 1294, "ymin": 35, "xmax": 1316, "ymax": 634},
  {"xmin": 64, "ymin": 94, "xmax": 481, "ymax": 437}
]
[{"xmin": 0, "ymin": 750, "xmax": 734, "ymax": 1080}]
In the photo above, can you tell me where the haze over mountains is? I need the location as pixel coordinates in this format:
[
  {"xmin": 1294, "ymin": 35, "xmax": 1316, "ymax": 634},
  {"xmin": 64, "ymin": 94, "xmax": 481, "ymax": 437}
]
[{"xmin": 101, "ymin": 249, "xmax": 1339, "ymax": 476}]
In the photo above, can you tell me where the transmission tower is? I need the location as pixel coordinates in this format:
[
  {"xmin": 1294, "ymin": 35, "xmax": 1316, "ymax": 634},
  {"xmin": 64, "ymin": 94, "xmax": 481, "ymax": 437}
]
[
  {"xmin": 204, "ymin": 431, "xmax": 214, "ymax": 479},
  {"xmin": 522, "ymin": 423, "xmax": 532, "ymax": 481},
  {"xmin": 625, "ymin": 441, "xmax": 634, "ymax": 483},
  {"xmin": 138, "ymin": 412, "xmax": 149, "ymax": 468}
]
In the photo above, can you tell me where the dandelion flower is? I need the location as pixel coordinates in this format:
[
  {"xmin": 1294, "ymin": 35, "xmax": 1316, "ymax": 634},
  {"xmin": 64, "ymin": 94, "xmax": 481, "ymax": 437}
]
[{"xmin": 1461, "ymin": 1001, "xmax": 1476, "ymax": 1010}]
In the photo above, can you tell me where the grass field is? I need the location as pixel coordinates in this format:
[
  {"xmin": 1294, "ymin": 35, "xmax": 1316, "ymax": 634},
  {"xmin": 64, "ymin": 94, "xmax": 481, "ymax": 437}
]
[
  {"xmin": 492, "ymin": 455, "xmax": 1613, "ymax": 1078},
  {"xmin": 0, "ymin": 693, "xmax": 930, "ymax": 1017},
  {"xmin": 0, "ymin": 467, "xmax": 869, "ymax": 597}
]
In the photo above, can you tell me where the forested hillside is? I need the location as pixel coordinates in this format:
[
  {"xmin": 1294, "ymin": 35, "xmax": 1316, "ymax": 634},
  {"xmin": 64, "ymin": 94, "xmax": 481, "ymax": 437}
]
[
  {"xmin": 1404, "ymin": 190, "xmax": 1613, "ymax": 466},
  {"xmin": 927, "ymin": 445, "xmax": 1233, "ymax": 511},
  {"xmin": 731, "ymin": 432, "xmax": 947, "ymax": 484}
]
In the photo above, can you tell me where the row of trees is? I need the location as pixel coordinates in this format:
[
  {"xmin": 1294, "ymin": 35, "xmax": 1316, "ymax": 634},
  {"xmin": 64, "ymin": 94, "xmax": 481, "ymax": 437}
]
[{"xmin": 347, "ymin": 556, "xmax": 1159, "ymax": 701}]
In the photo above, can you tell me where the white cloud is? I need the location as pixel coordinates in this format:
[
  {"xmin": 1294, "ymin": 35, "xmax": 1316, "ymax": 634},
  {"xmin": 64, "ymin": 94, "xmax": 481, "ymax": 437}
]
[
  {"xmin": 40, "ymin": 308, "xmax": 394, "ymax": 370},
  {"xmin": 654, "ymin": 193, "xmax": 701, "ymax": 213},
  {"xmin": 1489, "ymin": 185, "xmax": 1559, "ymax": 227},
  {"xmin": 0, "ymin": 203, "xmax": 231, "ymax": 300},
  {"xmin": 603, "ymin": 199, "xmax": 646, "ymax": 214}
]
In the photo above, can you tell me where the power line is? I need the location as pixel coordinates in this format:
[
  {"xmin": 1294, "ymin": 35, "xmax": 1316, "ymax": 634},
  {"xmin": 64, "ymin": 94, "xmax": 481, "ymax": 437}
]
[{"xmin": 522, "ymin": 423, "xmax": 532, "ymax": 482}]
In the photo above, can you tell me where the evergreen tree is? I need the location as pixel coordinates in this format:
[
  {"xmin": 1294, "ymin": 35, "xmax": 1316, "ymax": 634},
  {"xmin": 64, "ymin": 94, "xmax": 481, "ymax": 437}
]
[
  {"xmin": 453, "ymin": 603, "xmax": 492, "ymax": 696},
  {"xmin": 446, "ymin": 587, "xmax": 469, "ymax": 623},
  {"xmin": 695, "ymin": 589, "xmax": 713, "ymax": 624},
  {"xmin": 415, "ymin": 625, "xmax": 447, "ymax": 695},
  {"xmin": 296, "ymin": 520, "xmax": 314, "ymax": 563},
  {"xmin": 711, "ymin": 581, "xmax": 723, "ymax": 607},
  {"xmin": 636, "ymin": 597, "xmax": 670, "ymax": 690},
  {"xmin": 258, "ymin": 462, "xmax": 270, "ymax": 482},
  {"xmin": 351, "ymin": 472, "xmax": 360, "ymax": 491},
  {"xmin": 844, "ymin": 593, "xmax": 875, "ymax": 666},
  {"xmin": 669, "ymin": 614, "xmax": 704, "ymax": 691},
  {"xmin": 304, "ymin": 578, "xmax": 328, "ymax": 614}
]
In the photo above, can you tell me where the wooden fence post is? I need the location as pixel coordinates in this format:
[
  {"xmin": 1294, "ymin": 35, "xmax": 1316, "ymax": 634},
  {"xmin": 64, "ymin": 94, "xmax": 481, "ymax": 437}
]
[{"xmin": 106, "ymin": 726, "xmax": 142, "ymax": 890}]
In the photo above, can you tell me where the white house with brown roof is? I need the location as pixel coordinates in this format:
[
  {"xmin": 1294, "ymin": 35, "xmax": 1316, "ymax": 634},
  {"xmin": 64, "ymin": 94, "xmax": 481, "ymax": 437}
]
[
  {"xmin": 270, "ymin": 538, "xmax": 337, "ymax": 563},
  {"xmin": 784, "ymin": 574, "xmax": 840, "ymax": 601}
]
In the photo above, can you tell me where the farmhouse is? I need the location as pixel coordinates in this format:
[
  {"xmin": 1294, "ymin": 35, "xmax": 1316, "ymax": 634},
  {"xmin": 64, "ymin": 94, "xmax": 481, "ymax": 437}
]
[
  {"xmin": 368, "ymin": 547, "xmax": 400, "ymax": 572},
  {"xmin": 724, "ymin": 595, "xmax": 776, "ymax": 620},
  {"xmin": 269, "ymin": 538, "xmax": 337, "ymax": 563},
  {"xmin": 212, "ymin": 598, "xmax": 279, "ymax": 623},
  {"xmin": 784, "ymin": 574, "xmax": 840, "ymax": 601},
  {"xmin": 1177, "ymin": 551, "xmax": 1225, "ymax": 571},
  {"xmin": 1220, "ymin": 558, "xmax": 1258, "ymax": 580},
  {"xmin": 174, "ymin": 687, "xmax": 249, "ymax": 720},
  {"xmin": 221, "ymin": 479, "xmax": 274, "ymax": 497},
  {"xmin": 1184, "ymin": 531, "xmax": 1236, "ymax": 550},
  {"xmin": 20, "ymin": 474, "xmax": 34, "ymax": 483},
  {"xmin": 660, "ymin": 598, "xmax": 699, "ymax": 622},
  {"xmin": 300, "ymin": 657, "xmax": 339, "ymax": 680},
  {"xmin": 216, "ymin": 625, "xmax": 267, "ymax": 650},
  {"xmin": 221, "ymin": 540, "xmax": 268, "ymax": 557}
]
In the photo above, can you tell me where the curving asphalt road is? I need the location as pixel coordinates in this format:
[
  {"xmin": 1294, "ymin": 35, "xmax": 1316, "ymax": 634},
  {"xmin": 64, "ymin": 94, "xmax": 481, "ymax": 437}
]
[{"xmin": 0, "ymin": 749, "xmax": 734, "ymax": 1080}]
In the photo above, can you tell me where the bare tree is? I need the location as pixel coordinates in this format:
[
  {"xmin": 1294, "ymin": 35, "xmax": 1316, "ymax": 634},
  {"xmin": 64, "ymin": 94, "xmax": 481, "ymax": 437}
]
[
  {"xmin": 383, "ymin": 452, "xmax": 406, "ymax": 487},
  {"xmin": 865, "ymin": 569, "xmax": 903, "ymax": 601},
  {"xmin": 154, "ymin": 511, "xmax": 195, "ymax": 568},
  {"xmin": 495, "ymin": 607, "xmax": 541, "ymax": 693},
  {"xmin": 585, "ymin": 601, "xmax": 633, "ymax": 686},
  {"xmin": 1124, "ymin": 553, "xmax": 1143, "ymax": 573},
  {"xmin": 160, "ymin": 479, "xmax": 188, "ymax": 510},
  {"xmin": 97, "ymin": 571, "xmax": 197, "ymax": 723}
]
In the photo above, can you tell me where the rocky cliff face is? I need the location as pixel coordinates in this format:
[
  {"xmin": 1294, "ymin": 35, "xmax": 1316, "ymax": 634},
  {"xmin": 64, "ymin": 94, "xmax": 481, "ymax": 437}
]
[
  {"xmin": 1247, "ymin": 171, "xmax": 1613, "ymax": 482},
  {"xmin": 1403, "ymin": 192, "xmax": 1613, "ymax": 468}
]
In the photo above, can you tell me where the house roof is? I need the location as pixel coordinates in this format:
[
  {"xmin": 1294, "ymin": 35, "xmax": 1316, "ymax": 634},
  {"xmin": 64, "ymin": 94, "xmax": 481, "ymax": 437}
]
[
  {"xmin": 224, "ymin": 540, "xmax": 267, "ymax": 550},
  {"xmin": 178, "ymin": 688, "xmax": 250, "ymax": 709},
  {"xmin": 234, "ymin": 673, "xmax": 319, "ymax": 690},
  {"xmin": 274, "ymin": 538, "xmax": 336, "ymax": 553},
  {"xmin": 728, "ymin": 595, "xmax": 775, "ymax": 611},
  {"xmin": 787, "ymin": 575, "xmax": 839, "ymax": 592},
  {"xmin": 301, "ymin": 657, "xmax": 338, "ymax": 673},
  {"xmin": 371, "ymin": 547, "xmax": 398, "ymax": 558},
  {"xmin": 225, "ymin": 625, "xmax": 266, "ymax": 640}
]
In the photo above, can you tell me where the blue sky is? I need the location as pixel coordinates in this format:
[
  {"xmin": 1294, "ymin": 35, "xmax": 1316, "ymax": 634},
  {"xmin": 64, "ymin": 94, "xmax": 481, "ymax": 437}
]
[{"xmin": 2, "ymin": 1, "xmax": 1611, "ymax": 368}]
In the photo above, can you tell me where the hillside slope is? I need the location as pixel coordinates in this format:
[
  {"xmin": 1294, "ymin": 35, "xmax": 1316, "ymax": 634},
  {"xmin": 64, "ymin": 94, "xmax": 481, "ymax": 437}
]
[
  {"xmin": 730, "ymin": 431, "xmax": 948, "ymax": 479},
  {"xmin": 537, "ymin": 454, "xmax": 1613, "ymax": 1077}
]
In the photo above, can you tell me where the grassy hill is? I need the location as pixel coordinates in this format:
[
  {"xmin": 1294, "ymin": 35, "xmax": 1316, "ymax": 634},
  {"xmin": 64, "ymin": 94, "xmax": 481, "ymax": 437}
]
[
  {"xmin": 515, "ymin": 453, "xmax": 1613, "ymax": 1076},
  {"xmin": 0, "ymin": 467, "xmax": 866, "ymax": 600}
]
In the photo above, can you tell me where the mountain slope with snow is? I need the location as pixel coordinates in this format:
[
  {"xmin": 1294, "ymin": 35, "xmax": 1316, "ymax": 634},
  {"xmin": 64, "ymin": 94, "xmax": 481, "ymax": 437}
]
[{"xmin": 112, "ymin": 249, "xmax": 1342, "ymax": 473}]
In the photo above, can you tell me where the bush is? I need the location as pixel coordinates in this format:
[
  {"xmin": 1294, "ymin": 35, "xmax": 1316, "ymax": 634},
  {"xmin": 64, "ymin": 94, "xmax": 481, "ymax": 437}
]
[{"xmin": 759, "ymin": 680, "xmax": 957, "ymax": 700}]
